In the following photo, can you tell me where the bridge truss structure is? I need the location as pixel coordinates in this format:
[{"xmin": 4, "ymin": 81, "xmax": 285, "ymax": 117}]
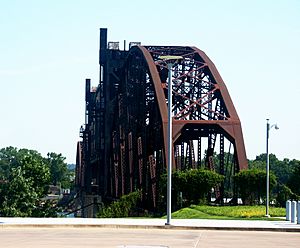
[{"xmin": 75, "ymin": 28, "xmax": 247, "ymax": 217}]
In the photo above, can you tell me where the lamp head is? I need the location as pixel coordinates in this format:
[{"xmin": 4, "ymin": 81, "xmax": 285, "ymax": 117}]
[
  {"xmin": 274, "ymin": 124, "xmax": 279, "ymax": 130},
  {"xmin": 158, "ymin": 55, "xmax": 183, "ymax": 64}
]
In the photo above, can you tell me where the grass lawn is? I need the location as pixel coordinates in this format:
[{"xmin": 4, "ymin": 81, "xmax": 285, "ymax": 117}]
[{"xmin": 170, "ymin": 205, "xmax": 285, "ymax": 220}]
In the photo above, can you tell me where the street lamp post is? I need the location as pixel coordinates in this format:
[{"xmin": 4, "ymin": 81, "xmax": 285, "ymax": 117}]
[
  {"xmin": 266, "ymin": 118, "xmax": 279, "ymax": 217},
  {"xmin": 158, "ymin": 55, "xmax": 183, "ymax": 226},
  {"xmin": 166, "ymin": 62, "xmax": 173, "ymax": 225}
]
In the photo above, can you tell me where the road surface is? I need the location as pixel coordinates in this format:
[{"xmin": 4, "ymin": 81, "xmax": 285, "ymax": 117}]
[{"xmin": 0, "ymin": 227, "xmax": 299, "ymax": 248}]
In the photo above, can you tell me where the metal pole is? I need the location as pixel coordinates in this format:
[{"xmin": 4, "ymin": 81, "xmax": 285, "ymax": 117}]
[
  {"xmin": 266, "ymin": 119, "xmax": 270, "ymax": 217},
  {"xmin": 166, "ymin": 62, "xmax": 173, "ymax": 225}
]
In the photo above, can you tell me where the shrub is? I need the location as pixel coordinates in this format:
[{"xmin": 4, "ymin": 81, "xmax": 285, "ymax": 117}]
[
  {"xmin": 158, "ymin": 169, "xmax": 224, "ymax": 211},
  {"xmin": 234, "ymin": 169, "xmax": 277, "ymax": 205},
  {"xmin": 97, "ymin": 191, "xmax": 141, "ymax": 218}
]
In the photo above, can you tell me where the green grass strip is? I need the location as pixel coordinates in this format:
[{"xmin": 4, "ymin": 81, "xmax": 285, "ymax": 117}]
[{"xmin": 171, "ymin": 205, "xmax": 285, "ymax": 220}]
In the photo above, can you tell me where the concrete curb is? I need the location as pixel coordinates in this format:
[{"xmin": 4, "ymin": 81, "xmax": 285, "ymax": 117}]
[{"xmin": 1, "ymin": 223, "xmax": 300, "ymax": 233}]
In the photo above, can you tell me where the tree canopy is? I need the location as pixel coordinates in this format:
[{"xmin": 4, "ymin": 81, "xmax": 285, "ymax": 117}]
[
  {"xmin": 249, "ymin": 153, "xmax": 295, "ymax": 185},
  {"xmin": 158, "ymin": 168, "xmax": 224, "ymax": 212},
  {"xmin": 287, "ymin": 160, "xmax": 300, "ymax": 196},
  {"xmin": 248, "ymin": 153, "xmax": 300, "ymax": 206},
  {"xmin": 47, "ymin": 152, "xmax": 72, "ymax": 188},
  {"xmin": 0, "ymin": 146, "xmax": 73, "ymax": 217},
  {"xmin": 234, "ymin": 169, "xmax": 277, "ymax": 205}
]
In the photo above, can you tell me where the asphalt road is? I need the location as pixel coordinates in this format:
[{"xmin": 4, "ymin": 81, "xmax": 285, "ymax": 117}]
[{"xmin": 0, "ymin": 227, "xmax": 299, "ymax": 248}]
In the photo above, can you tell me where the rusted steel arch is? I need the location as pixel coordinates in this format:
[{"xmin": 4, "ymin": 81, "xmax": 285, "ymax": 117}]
[
  {"xmin": 132, "ymin": 45, "xmax": 247, "ymax": 171},
  {"xmin": 191, "ymin": 47, "xmax": 247, "ymax": 170}
]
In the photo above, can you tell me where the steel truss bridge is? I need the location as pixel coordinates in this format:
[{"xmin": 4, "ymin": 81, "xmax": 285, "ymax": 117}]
[{"xmin": 75, "ymin": 28, "xmax": 247, "ymax": 217}]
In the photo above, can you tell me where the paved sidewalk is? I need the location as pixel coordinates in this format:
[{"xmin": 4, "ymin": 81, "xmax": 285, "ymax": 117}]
[{"xmin": 0, "ymin": 217, "xmax": 300, "ymax": 232}]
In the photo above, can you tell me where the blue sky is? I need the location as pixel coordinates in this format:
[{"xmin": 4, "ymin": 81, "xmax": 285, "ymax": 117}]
[{"xmin": 0, "ymin": 0, "xmax": 299, "ymax": 163}]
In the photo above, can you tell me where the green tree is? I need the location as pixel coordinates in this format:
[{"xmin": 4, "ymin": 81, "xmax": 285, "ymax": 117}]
[
  {"xmin": 234, "ymin": 169, "xmax": 277, "ymax": 205},
  {"xmin": 0, "ymin": 146, "xmax": 47, "ymax": 176},
  {"xmin": 276, "ymin": 184, "xmax": 299, "ymax": 207},
  {"xmin": 248, "ymin": 159, "xmax": 265, "ymax": 170},
  {"xmin": 46, "ymin": 152, "xmax": 71, "ymax": 188},
  {"xmin": 249, "ymin": 154, "xmax": 300, "ymax": 206},
  {"xmin": 0, "ymin": 146, "xmax": 24, "ymax": 178},
  {"xmin": 0, "ymin": 147, "xmax": 57, "ymax": 217},
  {"xmin": 21, "ymin": 152, "xmax": 51, "ymax": 195},
  {"xmin": 159, "ymin": 169, "xmax": 224, "ymax": 211},
  {"xmin": 287, "ymin": 160, "xmax": 300, "ymax": 196},
  {"xmin": 250, "ymin": 153, "xmax": 293, "ymax": 185},
  {"xmin": 0, "ymin": 167, "xmax": 38, "ymax": 217}
]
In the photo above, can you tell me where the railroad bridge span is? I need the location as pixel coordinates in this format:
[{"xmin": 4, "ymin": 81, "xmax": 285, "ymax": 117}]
[{"xmin": 75, "ymin": 28, "xmax": 247, "ymax": 217}]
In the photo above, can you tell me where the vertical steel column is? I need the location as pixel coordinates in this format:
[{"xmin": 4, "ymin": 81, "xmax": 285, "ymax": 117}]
[
  {"xmin": 181, "ymin": 142, "xmax": 184, "ymax": 169},
  {"xmin": 219, "ymin": 134, "xmax": 225, "ymax": 203},
  {"xmin": 128, "ymin": 132, "xmax": 133, "ymax": 192},
  {"xmin": 198, "ymin": 138, "xmax": 201, "ymax": 168},
  {"xmin": 99, "ymin": 28, "xmax": 107, "ymax": 195}
]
